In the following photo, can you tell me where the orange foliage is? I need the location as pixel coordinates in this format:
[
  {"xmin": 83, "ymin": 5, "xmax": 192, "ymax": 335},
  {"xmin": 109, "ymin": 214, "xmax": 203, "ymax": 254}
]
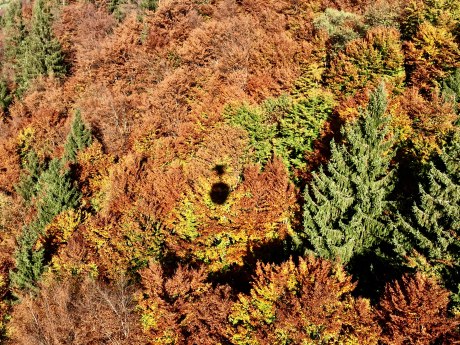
[
  {"xmin": 327, "ymin": 27, "xmax": 405, "ymax": 96},
  {"xmin": 230, "ymin": 256, "xmax": 381, "ymax": 344},
  {"xmin": 377, "ymin": 273, "xmax": 460, "ymax": 345},
  {"xmin": 137, "ymin": 262, "xmax": 232, "ymax": 344},
  {"xmin": 392, "ymin": 87, "xmax": 457, "ymax": 158},
  {"xmin": 405, "ymin": 21, "xmax": 460, "ymax": 90},
  {"xmin": 9, "ymin": 276, "xmax": 147, "ymax": 345},
  {"xmin": 164, "ymin": 157, "xmax": 297, "ymax": 272}
]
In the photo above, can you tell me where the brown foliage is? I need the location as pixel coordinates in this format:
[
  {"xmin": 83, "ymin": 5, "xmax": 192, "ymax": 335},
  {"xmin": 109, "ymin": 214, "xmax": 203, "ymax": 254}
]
[
  {"xmin": 392, "ymin": 87, "xmax": 457, "ymax": 159},
  {"xmin": 164, "ymin": 157, "xmax": 297, "ymax": 272},
  {"xmin": 230, "ymin": 256, "xmax": 381, "ymax": 344},
  {"xmin": 9, "ymin": 276, "xmax": 147, "ymax": 345},
  {"xmin": 376, "ymin": 273, "xmax": 460, "ymax": 345},
  {"xmin": 137, "ymin": 262, "xmax": 233, "ymax": 344},
  {"xmin": 405, "ymin": 21, "xmax": 460, "ymax": 90}
]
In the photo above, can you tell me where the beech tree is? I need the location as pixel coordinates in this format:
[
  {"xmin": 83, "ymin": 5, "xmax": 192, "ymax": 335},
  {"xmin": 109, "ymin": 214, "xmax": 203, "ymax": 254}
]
[
  {"xmin": 302, "ymin": 84, "xmax": 395, "ymax": 264},
  {"xmin": 377, "ymin": 273, "xmax": 459, "ymax": 344}
]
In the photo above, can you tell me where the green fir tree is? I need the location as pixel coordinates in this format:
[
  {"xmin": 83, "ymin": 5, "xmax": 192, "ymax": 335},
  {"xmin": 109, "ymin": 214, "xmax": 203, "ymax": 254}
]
[
  {"xmin": 10, "ymin": 223, "xmax": 45, "ymax": 291},
  {"xmin": 35, "ymin": 158, "xmax": 80, "ymax": 229},
  {"xmin": 3, "ymin": 0, "xmax": 26, "ymax": 62},
  {"xmin": 302, "ymin": 84, "xmax": 396, "ymax": 264},
  {"xmin": 15, "ymin": 150, "xmax": 42, "ymax": 204},
  {"xmin": 64, "ymin": 110, "xmax": 92, "ymax": 163},
  {"xmin": 10, "ymin": 158, "xmax": 80, "ymax": 290},
  {"xmin": 394, "ymin": 131, "xmax": 460, "ymax": 303},
  {"xmin": 18, "ymin": 0, "xmax": 66, "ymax": 92}
]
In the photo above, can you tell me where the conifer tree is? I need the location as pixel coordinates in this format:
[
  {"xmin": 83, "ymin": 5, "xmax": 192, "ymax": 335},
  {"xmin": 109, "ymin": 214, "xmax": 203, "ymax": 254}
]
[
  {"xmin": 18, "ymin": 0, "xmax": 66, "ymax": 92},
  {"xmin": 35, "ymin": 158, "xmax": 80, "ymax": 229},
  {"xmin": 15, "ymin": 150, "xmax": 42, "ymax": 204},
  {"xmin": 10, "ymin": 223, "xmax": 45, "ymax": 291},
  {"xmin": 11, "ymin": 158, "xmax": 80, "ymax": 290},
  {"xmin": 64, "ymin": 110, "xmax": 92, "ymax": 163},
  {"xmin": 394, "ymin": 131, "xmax": 460, "ymax": 299},
  {"xmin": 0, "ymin": 80, "xmax": 12, "ymax": 116},
  {"xmin": 3, "ymin": 0, "xmax": 25, "ymax": 62},
  {"xmin": 302, "ymin": 84, "xmax": 395, "ymax": 264}
]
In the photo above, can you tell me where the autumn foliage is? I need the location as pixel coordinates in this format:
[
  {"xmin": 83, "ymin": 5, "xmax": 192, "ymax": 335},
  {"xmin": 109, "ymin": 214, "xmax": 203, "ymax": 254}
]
[{"xmin": 0, "ymin": 0, "xmax": 459, "ymax": 343}]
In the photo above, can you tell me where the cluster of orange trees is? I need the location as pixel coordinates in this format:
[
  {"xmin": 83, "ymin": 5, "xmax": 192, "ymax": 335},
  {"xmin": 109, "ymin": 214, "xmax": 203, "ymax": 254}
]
[{"xmin": 0, "ymin": 0, "xmax": 459, "ymax": 343}]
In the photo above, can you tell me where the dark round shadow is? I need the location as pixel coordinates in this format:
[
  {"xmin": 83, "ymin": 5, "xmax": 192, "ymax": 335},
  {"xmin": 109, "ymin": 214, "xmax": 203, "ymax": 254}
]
[{"xmin": 210, "ymin": 182, "xmax": 230, "ymax": 205}]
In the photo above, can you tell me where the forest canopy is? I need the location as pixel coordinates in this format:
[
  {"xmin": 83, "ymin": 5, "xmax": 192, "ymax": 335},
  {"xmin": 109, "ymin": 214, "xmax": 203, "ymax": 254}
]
[{"xmin": 0, "ymin": 0, "xmax": 459, "ymax": 343}]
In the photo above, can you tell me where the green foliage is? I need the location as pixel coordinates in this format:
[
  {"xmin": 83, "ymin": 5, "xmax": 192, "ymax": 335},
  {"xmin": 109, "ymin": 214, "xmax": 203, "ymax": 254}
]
[
  {"xmin": 3, "ymin": 0, "xmax": 26, "ymax": 62},
  {"xmin": 442, "ymin": 68, "xmax": 460, "ymax": 113},
  {"xmin": 225, "ymin": 91, "xmax": 334, "ymax": 174},
  {"xmin": 394, "ymin": 131, "xmax": 460, "ymax": 301},
  {"xmin": 140, "ymin": 0, "xmax": 158, "ymax": 11},
  {"xmin": 0, "ymin": 80, "xmax": 12, "ymax": 116},
  {"xmin": 314, "ymin": 8, "xmax": 365, "ymax": 55},
  {"xmin": 35, "ymin": 159, "xmax": 80, "ymax": 229},
  {"xmin": 302, "ymin": 85, "xmax": 396, "ymax": 264},
  {"xmin": 64, "ymin": 110, "xmax": 92, "ymax": 163},
  {"xmin": 11, "ymin": 158, "xmax": 80, "ymax": 290},
  {"xmin": 10, "ymin": 223, "xmax": 45, "ymax": 291},
  {"xmin": 17, "ymin": 0, "xmax": 66, "ymax": 93},
  {"xmin": 15, "ymin": 150, "xmax": 42, "ymax": 204}
]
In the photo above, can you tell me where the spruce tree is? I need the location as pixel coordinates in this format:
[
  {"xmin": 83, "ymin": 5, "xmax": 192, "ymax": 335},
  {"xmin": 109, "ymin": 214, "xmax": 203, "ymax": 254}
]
[
  {"xmin": 11, "ymin": 158, "xmax": 80, "ymax": 290},
  {"xmin": 15, "ymin": 149, "xmax": 42, "ymax": 204},
  {"xmin": 0, "ymin": 80, "xmax": 12, "ymax": 116},
  {"xmin": 302, "ymin": 85, "xmax": 395, "ymax": 264},
  {"xmin": 18, "ymin": 0, "xmax": 66, "ymax": 92},
  {"xmin": 3, "ymin": 0, "xmax": 26, "ymax": 62},
  {"xmin": 64, "ymin": 110, "xmax": 92, "ymax": 162},
  {"xmin": 10, "ymin": 223, "xmax": 45, "ymax": 291},
  {"xmin": 35, "ymin": 158, "xmax": 80, "ymax": 229},
  {"xmin": 394, "ymin": 131, "xmax": 460, "ymax": 298}
]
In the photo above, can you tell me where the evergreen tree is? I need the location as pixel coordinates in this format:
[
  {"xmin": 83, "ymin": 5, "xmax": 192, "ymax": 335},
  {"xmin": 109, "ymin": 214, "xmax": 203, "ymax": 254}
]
[
  {"xmin": 35, "ymin": 158, "xmax": 80, "ymax": 229},
  {"xmin": 394, "ymin": 131, "xmax": 460, "ymax": 301},
  {"xmin": 11, "ymin": 158, "xmax": 80, "ymax": 290},
  {"xmin": 15, "ymin": 150, "xmax": 42, "ymax": 204},
  {"xmin": 302, "ymin": 85, "xmax": 395, "ymax": 264},
  {"xmin": 3, "ymin": 0, "xmax": 26, "ymax": 62},
  {"xmin": 18, "ymin": 0, "xmax": 66, "ymax": 92},
  {"xmin": 10, "ymin": 223, "xmax": 45, "ymax": 291},
  {"xmin": 64, "ymin": 110, "xmax": 92, "ymax": 163},
  {"xmin": 442, "ymin": 68, "xmax": 460, "ymax": 114},
  {"xmin": 0, "ymin": 80, "xmax": 12, "ymax": 116}
]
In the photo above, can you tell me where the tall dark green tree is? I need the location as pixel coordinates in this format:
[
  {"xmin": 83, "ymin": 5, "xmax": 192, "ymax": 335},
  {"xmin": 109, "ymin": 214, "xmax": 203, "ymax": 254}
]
[
  {"xmin": 3, "ymin": 0, "xmax": 26, "ymax": 62},
  {"xmin": 15, "ymin": 149, "xmax": 42, "ymax": 204},
  {"xmin": 35, "ymin": 158, "xmax": 80, "ymax": 229},
  {"xmin": 394, "ymin": 131, "xmax": 460, "ymax": 303},
  {"xmin": 302, "ymin": 85, "xmax": 396, "ymax": 264},
  {"xmin": 17, "ymin": 0, "xmax": 66, "ymax": 92},
  {"xmin": 10, "ymin": 158, "xmax": 80, "ymax": 290},
  {"xmin": 64, "ymin": 110, "xmax": 92, "ymax": 163}
]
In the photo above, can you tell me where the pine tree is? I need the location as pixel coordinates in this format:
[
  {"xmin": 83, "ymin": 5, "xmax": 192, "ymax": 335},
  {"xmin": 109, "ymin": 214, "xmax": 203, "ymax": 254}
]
[
  {"xmin": 64, "ymin": 110, "xmax": 92, "ymax": 163},
  {"xmin": 442, "ymin": 68, "xmax": 460, "ymax": 114},
  {"xmin": 394, "ymin": 131, "xmax": 460, "ymax": 300},
  {"xmin": 17, "ymin": 0, "xmax": 66, "ymax": 92},
  {"xmin": 302, "ymin": 84, "xmax": 396, "ymax": 264}
]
